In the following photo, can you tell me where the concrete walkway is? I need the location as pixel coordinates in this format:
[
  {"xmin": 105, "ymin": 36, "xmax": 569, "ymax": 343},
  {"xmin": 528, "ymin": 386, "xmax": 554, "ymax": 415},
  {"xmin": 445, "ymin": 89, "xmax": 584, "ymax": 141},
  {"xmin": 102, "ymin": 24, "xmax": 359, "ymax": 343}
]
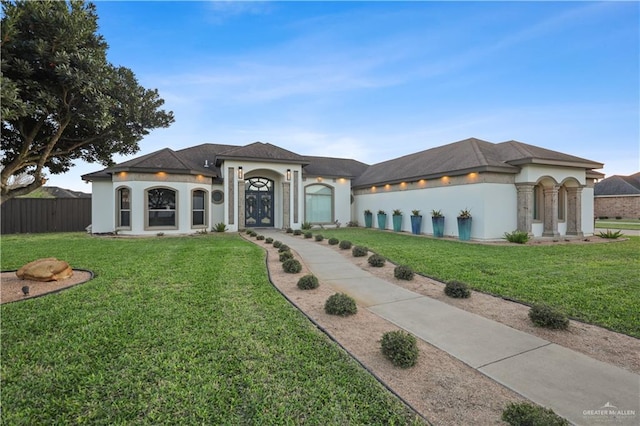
[{"xmin": 262, "ymin": 230, "xmax": 639, "ymax": 426}]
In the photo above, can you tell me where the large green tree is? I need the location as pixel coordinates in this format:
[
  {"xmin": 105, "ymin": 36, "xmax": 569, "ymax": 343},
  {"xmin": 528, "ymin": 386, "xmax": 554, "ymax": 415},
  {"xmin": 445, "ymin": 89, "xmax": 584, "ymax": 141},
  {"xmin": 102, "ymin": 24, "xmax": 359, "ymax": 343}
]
[{"xmin": 1, "ymin": 0, "xmax": 174, "ymax": 202}]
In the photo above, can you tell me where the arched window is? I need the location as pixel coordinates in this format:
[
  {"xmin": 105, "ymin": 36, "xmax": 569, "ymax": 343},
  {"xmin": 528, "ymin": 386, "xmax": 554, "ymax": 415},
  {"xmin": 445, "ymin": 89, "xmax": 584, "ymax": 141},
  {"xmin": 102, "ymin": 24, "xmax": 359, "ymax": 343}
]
[
  {"xmin": 305, "ymin": 184, "xmax": 333, "ymax": 223},
  {"xmin": 533, "ymin": 184, "xmax": 543, "ymax": 221},
  {"xmin": 146, "ymin": 187, "xmax": 177, "ymax": 228},
  {"xmin": 116, "ymin": 187, "xmax": 131, "ymax": 229},
  {"xmin": 192, "ymin": 189, "xmax": 207, "ymax": 228},
  {"xmin": 557, "ymin": 186, "xmax": 566, "ymax": 221}
]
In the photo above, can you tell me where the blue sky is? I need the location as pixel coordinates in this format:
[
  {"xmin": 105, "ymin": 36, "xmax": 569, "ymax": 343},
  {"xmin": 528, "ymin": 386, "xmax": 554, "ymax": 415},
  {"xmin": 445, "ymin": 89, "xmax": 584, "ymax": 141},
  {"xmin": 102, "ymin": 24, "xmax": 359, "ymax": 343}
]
[{"xmin": 54, "ymin": 1, "xmax": 638, "ymax": 192}]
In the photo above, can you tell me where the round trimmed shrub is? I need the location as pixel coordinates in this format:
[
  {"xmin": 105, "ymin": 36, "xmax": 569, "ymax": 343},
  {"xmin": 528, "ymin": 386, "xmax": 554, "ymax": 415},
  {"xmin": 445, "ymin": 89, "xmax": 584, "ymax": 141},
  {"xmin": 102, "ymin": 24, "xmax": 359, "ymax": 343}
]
[
  {"xmin": 314, "ymin": 234, "xmax": 324, "ymax": 242},
  {"xmin": 444, "ymin": 281, "xmax": 470, "ymax": 298},
  {"xmin": 293, "ymin": 229, "xmax": 302, "ymax": 236},
  {"xmin": 328, "ymin": 238, "xmax": 339, "ymax": 246},
  {"xmin": 368, "ymin": 253, "xmax": 385, "ymax": 267},
  {"xmin": 297, "ymin": 274, "xmax": 319, "ymax": 290},
  {"xmin": 324, "ymin": 293, "xmax": 358, "ymax": 316},
  {"xmin": 273, "ymin": 240, "xmax": 282, "ymax": 248},
  {"xmin": 529, "ymin": 304, "xmax": 569, "ymax": 330},
  {"xmin": 256, "ymin": 235, "xmax": 265, "ymax": 240},
  {"xmin": 394, "ymin": 265, "xmax": 414, "ymax": 281},
  {"xmin": 380, "ymin": 330, "xmax": 418, "ymax": 368},
  {"xmin": 286, "ymin": 227, "xmax": 293, "ymax": 233},
  {"xmin": 245, "ymin": 229, "xmax": 253, "ymax": 234},
  {"xmin": 265, "ymin": 237, "xmax": 273, "ymax": 244},
  {"xmin": 338, "ymin": 240, "xmax": 352, "ymax": 250},
  {"xmin": 278, "ymin": 244, "xmax": 290, "ymax": 253},
  {"xmin": 282, "ymin": 259, "xmax": 302, "ymax": 274},
  {"xmin": 502, "ymin": 402, "xmax": 569, "ymax": 426},
  {"xmin": 304, "ymin": 231, "xmax": 313, "ymax": 239},
  {"xmin": 279, "ymin": 251, "xmax": 293, "ymax": 262},
  {"xmin": 249, "ymin": 231, "xmax": 257, "ymax": 237},
  {"xmin": 352, "ymin": 245, "xmax": 368, "ymax": 257}
]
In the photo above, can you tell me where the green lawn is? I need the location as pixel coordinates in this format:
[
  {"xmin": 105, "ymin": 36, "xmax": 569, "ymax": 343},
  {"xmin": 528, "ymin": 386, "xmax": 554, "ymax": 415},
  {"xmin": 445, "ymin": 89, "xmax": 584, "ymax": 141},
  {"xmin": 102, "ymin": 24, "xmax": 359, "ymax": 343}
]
[
  {"xmin": 595, "ymin": 219, "xmax": 640, "ymax": 230},
  {"xmin": 1, "ymin": 233, "xmax": 422, "ymax": 425},
  {"xmin": 318, "ymin": 228, "xmax": 640, "ymax": 338}
]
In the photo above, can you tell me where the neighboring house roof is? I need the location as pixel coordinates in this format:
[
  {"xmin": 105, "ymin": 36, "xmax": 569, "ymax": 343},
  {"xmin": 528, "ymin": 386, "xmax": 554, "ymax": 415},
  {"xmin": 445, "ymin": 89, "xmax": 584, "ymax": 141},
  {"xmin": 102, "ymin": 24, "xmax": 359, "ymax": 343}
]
[
  {"xmin": 352, "ymin": 138, "xmax": 604, "ymax": 188},
  {"xmin": 82, "ymin": 137, "xmax": 604, "ymax": 186},
  {"xmin": 44, "ymin": 187, "xmax": 91, "ymax": 198},
  {"xmin": 18, "ymin": 186, "xmax": 91, "ymax": 198},
  {"xmin": 595, "ymin": 172, "xmax": 640, "ymax": 196}
]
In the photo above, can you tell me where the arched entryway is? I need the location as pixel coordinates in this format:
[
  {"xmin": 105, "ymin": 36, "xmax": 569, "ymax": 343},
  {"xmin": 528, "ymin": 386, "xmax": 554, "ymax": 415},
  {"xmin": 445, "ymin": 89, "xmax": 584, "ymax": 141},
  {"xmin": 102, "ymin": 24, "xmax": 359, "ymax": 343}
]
[{"xmin": 245, "ymin": 177, "xmax": 274, "ymax": 227}]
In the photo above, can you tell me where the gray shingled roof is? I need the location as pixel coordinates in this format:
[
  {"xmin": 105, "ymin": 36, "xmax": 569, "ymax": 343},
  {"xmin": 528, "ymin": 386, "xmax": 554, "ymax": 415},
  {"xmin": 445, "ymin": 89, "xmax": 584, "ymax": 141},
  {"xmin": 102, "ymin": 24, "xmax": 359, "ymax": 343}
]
[
  {"xmin": 215, "ymin": 142, "xmax": 309, "ymax": 165},
  {"xmin": 353, "ymin": 138, "xmax": 518, "ymax": 188},
  {"xmin": 302, "ymin": 156, "xmax": 369, "ymax": 178},
  {"xmin": 352, "ymin": 138, "xmax": 604, "ymax": 188},
  {"xmin": 595, "ymin": 173, "xmax": 640, "ymax": 196},
  {"xmin": 83, "ymin": 138, "xmax": 604, "ymax": 185},
  {"xmin": 496, "ymin": 140, "xmax": 604, "ymax": 168},
  {"xmin": 82, "ymin": 148, "xmax": 218, "ymax": 180}
]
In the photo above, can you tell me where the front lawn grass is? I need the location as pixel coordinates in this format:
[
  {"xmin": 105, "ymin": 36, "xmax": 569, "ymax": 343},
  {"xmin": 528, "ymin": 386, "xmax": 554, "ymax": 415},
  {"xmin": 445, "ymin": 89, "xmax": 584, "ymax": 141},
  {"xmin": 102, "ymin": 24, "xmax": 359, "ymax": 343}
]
[
  {"xmin": 320, "ymin": 229, "xmax": 640, "ymax": 338},
  {"xmin": 595, "ymin": 219, "xmax": 640, "ymax": 230},
  {"xmin": 1, "ymin": 233, "xmax": 422, "ymax": 425}
]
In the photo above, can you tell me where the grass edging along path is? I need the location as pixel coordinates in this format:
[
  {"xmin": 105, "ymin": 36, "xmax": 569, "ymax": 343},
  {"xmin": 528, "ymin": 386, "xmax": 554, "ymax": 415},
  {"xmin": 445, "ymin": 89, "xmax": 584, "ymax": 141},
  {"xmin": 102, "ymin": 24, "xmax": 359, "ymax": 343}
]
[
  {"xmin": 1, "ymin": 233, "xmax": 423, "ymax": 425},
  {"xmin": 318, "ymin": 228, "xmax": 640, "ymax": 338}
]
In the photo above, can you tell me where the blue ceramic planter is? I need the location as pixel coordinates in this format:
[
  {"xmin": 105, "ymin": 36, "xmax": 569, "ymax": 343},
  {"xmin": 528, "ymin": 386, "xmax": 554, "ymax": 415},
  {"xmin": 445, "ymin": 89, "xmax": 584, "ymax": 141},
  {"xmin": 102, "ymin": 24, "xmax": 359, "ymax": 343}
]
[
  {"xmin": 364, "ymin": 213, "xmax": 373, "ymax": 228},
  {"xmin": 432, "ymin": 216, "xmax": 444, "ymax": 237},
  {"xmin": 410, "ymin": 215, "xmax": 422, "ymax": 235},
  {"xmin": 377, "ymin": 213, "xmax": 387, "ymax": 230},
  {"xmin": 457, "ymin": 217, "xmax": 472, "ymax": 241},
  {"xmin": 392, "ymin": 215, "xmax": 402, "ymax": 232}
]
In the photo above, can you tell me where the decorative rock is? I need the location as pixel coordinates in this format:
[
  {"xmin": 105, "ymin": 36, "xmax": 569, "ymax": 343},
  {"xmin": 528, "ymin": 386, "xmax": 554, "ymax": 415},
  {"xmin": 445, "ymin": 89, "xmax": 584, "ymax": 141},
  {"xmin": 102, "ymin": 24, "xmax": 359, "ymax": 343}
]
[{"xmin": 16, "ymin": 258, "xmax": 73, "ymax": 282}]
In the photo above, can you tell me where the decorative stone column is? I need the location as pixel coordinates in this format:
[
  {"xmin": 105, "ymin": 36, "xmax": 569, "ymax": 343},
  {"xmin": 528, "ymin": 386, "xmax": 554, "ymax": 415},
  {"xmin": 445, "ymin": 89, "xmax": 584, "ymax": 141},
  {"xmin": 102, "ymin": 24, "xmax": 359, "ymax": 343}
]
[
  {"xmin": 282, "ymin": 181, "xmax": 290, "ymax": 229},
  {"xmin": 566, "ymin": 186, "xmax": 583, "ymax": 236},
  {"xmin": 227, "ymin": 167, "xmax": 234, "ymax": 225},
  {"xmin": 515, "ymin": 183, "xmax": 534, "ymax": 235},
  {"xmin": 542, "ymin": 185, "xmax": 559, "ymax": 237},
  {"xmin": 293, "ymin": 171, "xmax": 299, "ymax": 224},
  {"xmin": 238, "ymin": 178, "xmax": 245, "ymax": 228}
]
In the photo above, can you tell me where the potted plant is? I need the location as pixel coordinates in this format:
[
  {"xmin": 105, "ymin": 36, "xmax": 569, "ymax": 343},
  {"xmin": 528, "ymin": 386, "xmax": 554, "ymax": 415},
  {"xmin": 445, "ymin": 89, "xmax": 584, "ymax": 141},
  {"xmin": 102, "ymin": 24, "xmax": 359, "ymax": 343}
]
[
  {"xmin": 431, "ymin": 209, "xmax": 444, "ymax": 238},
  {"xmin": 377, "ymin": 210, "xmax": 387, "ymax": 230},
  {"xmin": 364, "ymin": 209, "xmax": 373, "ymax": 228},
  {"xmin": 392, "ymin": 209, "xmax": 403, "ymax": 232},
  {"xmin": 457, "ymin": 208, "xmax": 472, "ymax": 241},
  {"xmin": 410, "ymin": 209, "xmax": 422, "ymax": 235}
]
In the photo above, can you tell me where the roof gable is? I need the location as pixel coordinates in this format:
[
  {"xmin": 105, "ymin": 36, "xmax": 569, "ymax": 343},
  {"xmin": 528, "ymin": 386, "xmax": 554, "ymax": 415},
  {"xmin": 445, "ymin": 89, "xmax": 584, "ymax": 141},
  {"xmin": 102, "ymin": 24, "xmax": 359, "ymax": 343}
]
[
  {"xmin": 496, "ymin": 141, "xmax": 604, "ymax": 168},
  {"xmin": 215, "ymin": 142, "xmax": 309, "ymax": 165}
]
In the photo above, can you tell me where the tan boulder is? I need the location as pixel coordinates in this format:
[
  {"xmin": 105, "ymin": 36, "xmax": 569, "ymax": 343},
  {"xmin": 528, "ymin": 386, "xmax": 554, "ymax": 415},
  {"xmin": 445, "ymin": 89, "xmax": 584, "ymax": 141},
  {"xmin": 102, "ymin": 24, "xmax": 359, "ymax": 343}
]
[{"xmin": 16, "ymin": 258, "xmax": 74, "ymax": 282}]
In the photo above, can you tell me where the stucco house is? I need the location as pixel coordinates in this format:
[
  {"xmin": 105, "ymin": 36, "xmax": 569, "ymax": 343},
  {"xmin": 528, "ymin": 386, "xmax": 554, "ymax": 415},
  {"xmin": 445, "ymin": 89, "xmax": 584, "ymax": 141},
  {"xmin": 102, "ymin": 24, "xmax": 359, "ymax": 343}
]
[
  {"xmin": 594, "ymin": 172, "xmax": 640, "ymax": 219},
  {"xmin": 82, "ymin": 137, "xmax": 603, "ymax": 240}
]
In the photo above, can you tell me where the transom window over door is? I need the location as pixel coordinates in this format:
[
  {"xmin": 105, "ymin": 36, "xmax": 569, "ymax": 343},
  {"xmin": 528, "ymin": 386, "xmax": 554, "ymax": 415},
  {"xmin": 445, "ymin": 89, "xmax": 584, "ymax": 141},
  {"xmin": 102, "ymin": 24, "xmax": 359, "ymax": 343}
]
[
  {"xmin": 147, "ymin": 187, "xmax": 177, "ymax": 228},
  {"xmin": 305, "ymin": 184, "xmax": 333, "ymax": 223}
]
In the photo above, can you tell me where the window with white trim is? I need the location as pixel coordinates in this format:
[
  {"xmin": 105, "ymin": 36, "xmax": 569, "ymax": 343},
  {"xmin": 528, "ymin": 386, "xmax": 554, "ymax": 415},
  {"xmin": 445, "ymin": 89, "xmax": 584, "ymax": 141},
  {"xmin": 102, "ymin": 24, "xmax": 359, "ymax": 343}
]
[
  {"xmin": 192, "ymin": 189, "xmax": 207, "ymax": 228},
  {"xmin": 305, "ymin": 184, "xmax": 333, "ymax": 223},
  {"xmin": 117, "ymin": 187, "xmax": 131, "ymax": 229},
  {"xmin": 147, "ymin": 187, "xmax": 177, "ymax": 228}
]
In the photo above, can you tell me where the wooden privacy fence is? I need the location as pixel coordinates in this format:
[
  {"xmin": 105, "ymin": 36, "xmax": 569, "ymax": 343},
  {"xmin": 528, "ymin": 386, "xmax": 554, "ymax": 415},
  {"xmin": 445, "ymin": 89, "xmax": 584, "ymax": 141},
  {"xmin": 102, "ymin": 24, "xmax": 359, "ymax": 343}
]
[{"xmin": 1, "ymin": 198, "xmax": 91, "ymax": 234}]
